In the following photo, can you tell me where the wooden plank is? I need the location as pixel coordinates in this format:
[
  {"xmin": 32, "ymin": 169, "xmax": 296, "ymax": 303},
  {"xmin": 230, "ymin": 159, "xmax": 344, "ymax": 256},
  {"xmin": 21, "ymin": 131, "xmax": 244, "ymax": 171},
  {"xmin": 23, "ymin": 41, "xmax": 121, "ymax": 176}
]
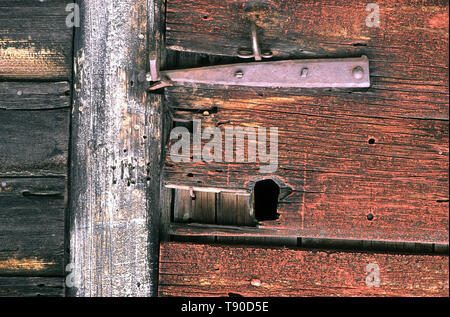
[
  {"xmin": 165, "ymin": 0, "xmax": 449, "ymax": 120},
  {"xmin": 0, "ymin": 0, "xmax": 72, "ymax": 80},
  {"xmin": 0, "ymin": 178, "xmax": 65, "ymax": 277},
  {"xmin": 172, "ymin": 188, "xmax": 255, "ymax": 226},
  {"xmin": 159, "ymin": 242, "xmax": 449, "ymax": 297},
  {"xmin": 0, "ymin": 277, "xmax": 64, "ymax": 297},
  {"xmin": 217, "ymin": 192, "xmax": 253, "ymax": 226},
  {"xmin": 69, "ymin": 0, "xmax": 163, "ymax": 297},
  {"xmin": 0, "ymin": 82, "xmax": 70, "ymax": 110},
  {"xmin": 161, "ymin": 0, "xmax": 449, "ymax": 244},
  {"xmin": 0, "ymin": 108, "xmax": 70, "ymax": 177},
  {"xmin": 163, "ymin": 88, "xmax": 449, "ymax": 244}
]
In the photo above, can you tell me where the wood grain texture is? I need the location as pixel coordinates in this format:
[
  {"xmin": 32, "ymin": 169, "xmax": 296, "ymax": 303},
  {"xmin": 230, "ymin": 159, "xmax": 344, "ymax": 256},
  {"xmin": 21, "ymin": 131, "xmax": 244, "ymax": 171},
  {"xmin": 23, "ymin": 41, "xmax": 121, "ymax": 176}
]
[
  {"xmin": 69, "ymin": 0, "xmax": 163, "ymax": 296},
  {"xmin": 0, "ymin": 108, "xmax": 70, "ymax": 177},
  {"xmin": 165, "ymin": 0, "xmax": 448, "ymax": 120},
  {"xmin": 161, "ymin": 0, "xmax": 449, "ymax": 244},
  {"xmin": 164, "ymin": 87, "xmax": 449, "ymax": 243},
  {"xmin": 0, "ymin": 0, "xmax": 72, "ymax": 80},
  {"xmin": 0, "ymin": 82, "xmax": 70, "ymax": 110},
  {"xmin": 173, "ymin": 188, "xmax": 254, "ymax": 226},
  {"xmin": 159, "ymin": 242, "xmax": 449, "ymax": 297},
  {"xmin": 0, "ymin": 177, "xmax": 65, "ymax": 277},
  {"xmin": 0, "ymin": 277, "xmax": 64, "ymax": 297}
]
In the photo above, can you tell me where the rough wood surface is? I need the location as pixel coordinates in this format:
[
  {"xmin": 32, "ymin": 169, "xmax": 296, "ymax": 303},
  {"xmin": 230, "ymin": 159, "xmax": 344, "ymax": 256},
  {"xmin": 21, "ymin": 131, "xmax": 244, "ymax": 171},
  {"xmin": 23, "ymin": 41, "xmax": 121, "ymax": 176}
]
[
  {"xmin": 161, "ymin": 0, "xmax": 449, "ymax": 244},
  {"xmin": 164, "ymin": 89, "xmax": 449, "ymax": 243},
  {"xmin": 0, "ymin": 0, "xmax": 72, "ymax": 80},
  {"xmin": 0, "ymin": 177, "xmax": 65, "ymax": 277},
  {"xmin": 173, "ymin": 188, "xmax": 254, "ymax": 226},
  {"xmin": 0, "ymin": 108, "xmax": 70, "ymax": 177},
  {"xmin": 165, "ymin": 0, "xmax": 448, "ymax": 119},
  {"xmin": 0, "ymin": 82, "xmax": 70, "ymax": 110},
  {"xmin": 69, "ymin": 0, "xmax": 163, "ymax": 296},
  {"xmin": 159, "ymin": 242, "xmax": 449, "ymax": 297},
  {"xmin": 0, "ymin": 277, "xmax": 64, "ymax": 297}
]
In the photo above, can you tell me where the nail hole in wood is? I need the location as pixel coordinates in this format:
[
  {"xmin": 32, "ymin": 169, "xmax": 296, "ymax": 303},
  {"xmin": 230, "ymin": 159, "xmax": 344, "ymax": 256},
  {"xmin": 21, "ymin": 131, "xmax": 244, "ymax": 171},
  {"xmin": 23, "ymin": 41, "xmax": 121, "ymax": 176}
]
[
  {"xmin": 367, "ymin": 213, "xmax": 374, "ymax": 221},
  {"xmin": 368, "ymin": 138, "xmax": 376, "ymax": 145}
]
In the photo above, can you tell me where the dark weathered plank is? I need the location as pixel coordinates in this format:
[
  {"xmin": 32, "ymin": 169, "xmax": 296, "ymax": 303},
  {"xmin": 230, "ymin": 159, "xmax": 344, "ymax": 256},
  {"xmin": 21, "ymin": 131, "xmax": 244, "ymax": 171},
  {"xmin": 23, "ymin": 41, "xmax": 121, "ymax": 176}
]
[
  {"xmin": 0, "ymin": 178, "xmax": 65, "ymax": 277},
  {"xmin": 165, "ymin": 0, "xmax": 449, "ymax": 120},
  {"xmin": 172, "ymin": 188, "xmax": 254, "ymax": 226},
  {"xmin": 69, "ymin": 0, "xmax": 163, "ymax": 296},
  {"xmin": 0, "ymin": 82, "xmax": 70, "ymax": 110},
  {"xmin": 0, "ymin": 277, "xmax": 64, "ymax": 297},
  {"xmin": 159, "ymin": 242, "xmax": 449, "ymax": 297},
  {"xmin": 0, "ymin": 0, "xmax": 72, "ymax": 80},
  {"xmin": 0, "ymin": 109, "xmax": 70, "ymax": 177}
]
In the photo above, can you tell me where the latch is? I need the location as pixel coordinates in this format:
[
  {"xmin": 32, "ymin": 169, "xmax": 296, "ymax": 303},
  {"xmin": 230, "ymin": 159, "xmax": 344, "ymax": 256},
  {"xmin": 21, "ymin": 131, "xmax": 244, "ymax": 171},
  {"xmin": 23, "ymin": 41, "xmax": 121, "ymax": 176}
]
[{"xmin": 147, "ymin": 23, "xmax": 370, "ymax": 90}]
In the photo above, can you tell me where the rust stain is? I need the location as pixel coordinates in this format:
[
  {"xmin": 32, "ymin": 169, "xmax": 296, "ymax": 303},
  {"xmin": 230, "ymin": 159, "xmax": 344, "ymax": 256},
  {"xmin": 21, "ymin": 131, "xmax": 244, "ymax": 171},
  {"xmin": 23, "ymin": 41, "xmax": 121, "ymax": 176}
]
[{"xmin": 0, "ymin": 258, "xmax": 54, "ymax": 271}]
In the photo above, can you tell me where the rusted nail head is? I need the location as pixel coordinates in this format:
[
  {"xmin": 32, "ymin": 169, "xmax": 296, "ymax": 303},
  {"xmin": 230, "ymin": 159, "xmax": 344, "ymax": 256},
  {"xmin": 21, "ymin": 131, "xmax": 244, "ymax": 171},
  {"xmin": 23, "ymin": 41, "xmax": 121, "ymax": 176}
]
[
  {"xmin": 352, "ymin": 66, "xmax": 364, "ymax": 80},
  {"xmin": 234, "ymin": 70, "xmax": 244, "ymax": 79},
  {"xmin": 300, "ymin": 67, "xmax": 309, "ymax": 78}
]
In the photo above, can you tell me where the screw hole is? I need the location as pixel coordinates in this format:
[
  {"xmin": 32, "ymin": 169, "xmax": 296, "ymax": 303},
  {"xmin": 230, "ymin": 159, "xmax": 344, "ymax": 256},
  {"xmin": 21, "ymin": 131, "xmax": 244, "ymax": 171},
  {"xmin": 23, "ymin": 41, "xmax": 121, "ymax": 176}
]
[
  {"xmin": 202, "ymin": 15, "xmax": 209, "ymax": 20},
  {"xmin": 368, "ymin": 138, "xmax": 375, "ymax": 145},
  {"xmin": 367, "ymin": 213, "xmax": 374, "ymax": 221}
]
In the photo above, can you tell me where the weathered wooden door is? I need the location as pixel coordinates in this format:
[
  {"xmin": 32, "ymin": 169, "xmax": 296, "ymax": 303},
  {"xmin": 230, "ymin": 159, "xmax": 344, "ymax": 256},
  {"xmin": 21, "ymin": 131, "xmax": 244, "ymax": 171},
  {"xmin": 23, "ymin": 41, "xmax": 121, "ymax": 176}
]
[
  {"xmin": 67, "ymin": 0, "xmax": 448, "ymax": 297},
  {"xmin": 157, "ymin": 0, "xmax": 449, "ymax": 296}
]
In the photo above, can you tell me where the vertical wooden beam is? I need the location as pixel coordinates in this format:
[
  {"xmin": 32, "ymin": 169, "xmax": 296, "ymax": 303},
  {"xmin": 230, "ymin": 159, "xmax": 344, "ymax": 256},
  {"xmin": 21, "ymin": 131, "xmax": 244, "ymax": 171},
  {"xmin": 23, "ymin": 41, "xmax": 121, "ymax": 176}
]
[{"xmin": 69, "ymin": 0, "xmax": 163, "ymax": 296}]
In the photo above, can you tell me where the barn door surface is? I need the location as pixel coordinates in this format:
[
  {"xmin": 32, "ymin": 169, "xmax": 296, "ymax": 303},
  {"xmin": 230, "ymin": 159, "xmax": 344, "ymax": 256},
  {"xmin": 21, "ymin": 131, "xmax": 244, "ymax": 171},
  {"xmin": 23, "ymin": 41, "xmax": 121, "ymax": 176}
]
[{"xmin": 157, "ymin": 0, "xmax": 449, "ymax": 297}]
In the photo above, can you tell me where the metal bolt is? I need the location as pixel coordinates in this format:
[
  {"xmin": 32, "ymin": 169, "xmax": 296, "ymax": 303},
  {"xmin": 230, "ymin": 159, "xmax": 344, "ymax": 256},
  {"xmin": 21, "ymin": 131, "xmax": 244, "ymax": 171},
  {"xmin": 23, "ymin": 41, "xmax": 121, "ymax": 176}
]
[
  {"xmin": 234, "ymin": 70, "xmax": 244, "ymax": 79},
  {"xmin": 300, "ymin": 67, "xmax": 309, "ymax": 78},
  {"xmin": 16, "ymin": 90, "xmax": 23, "ymax": 96},
  {"xmin": 352, "ymin": 66, "xmax": 364, "ymax": 80}
]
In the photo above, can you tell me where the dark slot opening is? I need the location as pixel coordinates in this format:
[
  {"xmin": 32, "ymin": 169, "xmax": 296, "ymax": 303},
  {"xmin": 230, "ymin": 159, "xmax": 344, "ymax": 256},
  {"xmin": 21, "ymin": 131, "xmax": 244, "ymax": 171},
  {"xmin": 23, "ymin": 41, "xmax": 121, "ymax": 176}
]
[
  {"xmin": 173, "ymin": 120, "xmax": 193, "ymax": 133},
  {"xmin": 254, "ymin": 179, "xmax": 280, "ymax": 221}
]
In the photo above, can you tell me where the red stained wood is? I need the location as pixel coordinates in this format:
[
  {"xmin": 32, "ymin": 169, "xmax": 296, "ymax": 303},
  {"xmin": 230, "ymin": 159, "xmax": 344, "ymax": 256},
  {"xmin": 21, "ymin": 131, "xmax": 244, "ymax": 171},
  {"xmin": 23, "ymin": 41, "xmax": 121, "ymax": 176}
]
[
  {"xmin": 159, "ymin": 242, "xmax": 449, "ymax": 297},
  {"xmin": 162, "ymin": 0, "xmax": 449, "ymax": 244},
  {"xmin": 165, "ymin": 0, "xmax": 449, "ymax": 120},
  {"xmin": 163, "ymin": 87, "xmax": 449, "ymax": 243}
]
